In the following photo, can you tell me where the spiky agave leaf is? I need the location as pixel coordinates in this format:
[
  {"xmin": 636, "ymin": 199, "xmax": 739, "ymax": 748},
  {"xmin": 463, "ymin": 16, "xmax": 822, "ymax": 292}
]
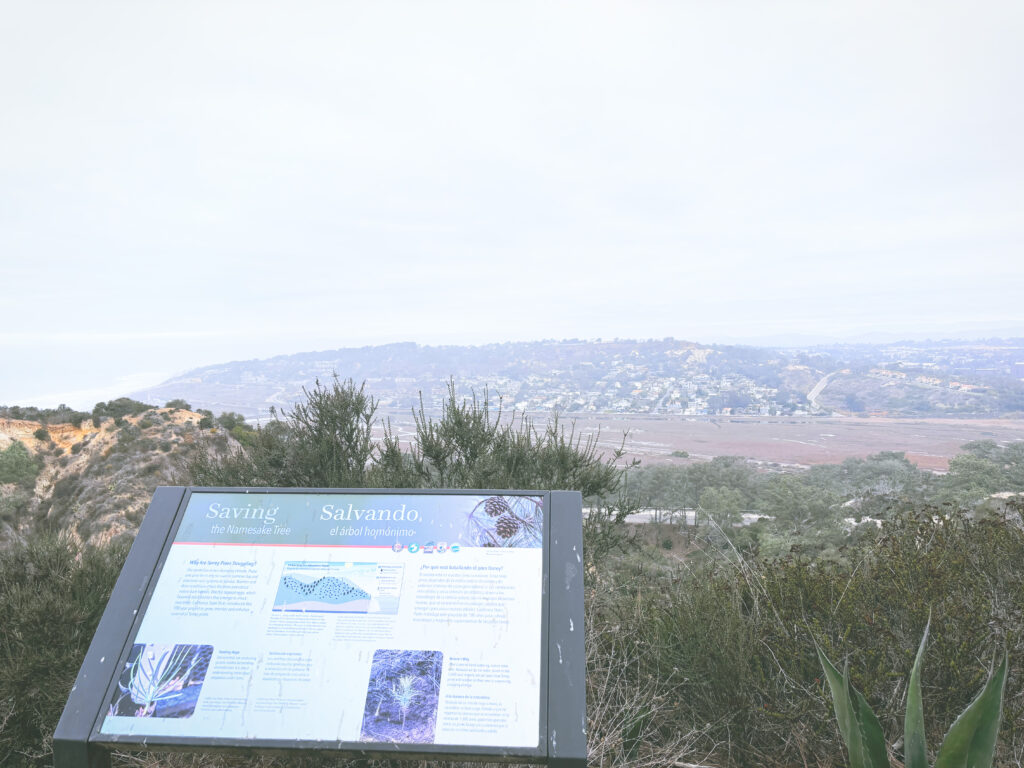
[
  {"xmin": 816, "ymin": 644, "xmax": 888, "ymax": 768},
  {"xmin": 849, "ymin": 679, "xmax": 889, "ymax": 768},
  {"xmin": 904, "ymin": 618, "xmax": 931, "ymax": 768},
  {"xmin": 933, "ymin": 651, "xmax": 1008, "ymax": 768}
]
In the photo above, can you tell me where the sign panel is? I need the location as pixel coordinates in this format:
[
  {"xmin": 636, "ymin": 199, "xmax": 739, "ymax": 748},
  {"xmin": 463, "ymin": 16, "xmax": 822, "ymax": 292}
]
[{"xmin": 97, "ymin": 491, "xmax": 546, "ymax": 749}]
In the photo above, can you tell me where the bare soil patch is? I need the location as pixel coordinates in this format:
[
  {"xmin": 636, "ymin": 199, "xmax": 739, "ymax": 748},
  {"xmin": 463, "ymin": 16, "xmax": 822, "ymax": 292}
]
[
  {"xmin": 379, "ymin": 412, "xmax": 1024, "ymax": 472},
  {"xmin": 549, "ymin": 414, "xmax": 1024, "ymax": 471}
]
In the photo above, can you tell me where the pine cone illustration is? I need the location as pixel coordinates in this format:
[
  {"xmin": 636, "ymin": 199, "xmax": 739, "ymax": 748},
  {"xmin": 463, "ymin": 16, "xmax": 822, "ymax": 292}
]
[
  {"xmin": 495, "ymin": 515, "xmax": 520, "ymax": 539},
  {"xmin": 485, "ymin": 497, "xmax": 512, "ymax": 517}
]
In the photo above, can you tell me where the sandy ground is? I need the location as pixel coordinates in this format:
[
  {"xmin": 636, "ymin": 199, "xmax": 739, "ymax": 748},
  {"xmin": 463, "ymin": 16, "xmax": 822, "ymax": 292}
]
[
  {"xmin": 568, "ymin": 414, "xmax": 1024, "ymax": 470},
  {"xmin": 379, "ymin": 412, "xmax": 1024, "ymax": 471}
]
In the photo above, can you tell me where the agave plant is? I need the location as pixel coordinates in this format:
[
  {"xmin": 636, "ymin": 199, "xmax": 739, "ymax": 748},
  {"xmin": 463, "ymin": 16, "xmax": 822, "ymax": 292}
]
[{"xmin": 817, "ymin": 619, "xmax": 1008, "ymax": 768}]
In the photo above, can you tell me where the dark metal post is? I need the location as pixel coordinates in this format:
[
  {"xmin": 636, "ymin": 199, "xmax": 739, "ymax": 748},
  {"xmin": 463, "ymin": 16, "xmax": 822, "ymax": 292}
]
[{"xmin": 546, "ymin": 491, "xmax": 587, "ymax": 768}]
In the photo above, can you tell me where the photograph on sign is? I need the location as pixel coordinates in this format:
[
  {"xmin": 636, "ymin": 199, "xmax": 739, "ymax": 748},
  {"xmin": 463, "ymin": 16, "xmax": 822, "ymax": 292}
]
[
  {"xmin": 98, "ymin": 492, "xmax": 545, "ymax": 749},
  {"xmin": 360, "ymin": 649, "xmax": 444, "ymax": 743},
  {"xmin": 107, "ymin": 643, "xmax": 213, "ymax": 719}
]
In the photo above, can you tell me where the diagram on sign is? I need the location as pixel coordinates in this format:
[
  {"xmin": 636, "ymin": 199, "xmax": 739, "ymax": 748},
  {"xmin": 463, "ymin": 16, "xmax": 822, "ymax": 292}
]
[{"xmin": 272, "ymin": 561, "xmax": 404, "ymax": 614}]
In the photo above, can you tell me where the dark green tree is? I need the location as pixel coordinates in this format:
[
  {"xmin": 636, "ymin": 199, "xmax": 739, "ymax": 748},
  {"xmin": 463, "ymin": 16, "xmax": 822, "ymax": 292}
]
[
  {"xmin": 185, "ymin": 378, "xmax": 377, "ymax": 488},
  {"xmin": 0, "ymin": 442, "xmax": 42, "ymax": 489},
  {"xmin": 91, "ymin": 398, "xmax": 150, "ymax": 427},
  {"xmin": 196, "ymin": 409, "xmax": 215, "ymax": 430},
  {"xmin": 215, "ymin": 412, "xmax": 250, "ymax": 432},
  {"xmin": 685, "ymin": 455, "xmax": 757, "ymax": 509}
]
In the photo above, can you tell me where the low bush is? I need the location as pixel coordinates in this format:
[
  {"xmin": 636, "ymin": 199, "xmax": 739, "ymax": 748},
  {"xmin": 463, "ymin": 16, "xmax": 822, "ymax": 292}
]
[
  {"xmin": 596, "ymin": 508, "xmax": 1024, "ymax": 766},
  {"xmin": 0, "ymin": 442, "xmax": 41, "ymax": 489},
  {"xmin": 0, "ymin": 533, "xmax": 129, "ymax": 767},
  {"xmin": 0, "ymin": 489, "xmax": 31, "ymax": 526},
  {"xmin": 0, "ymin": 405, "xmax": 89, "ymax": 427},
  {"xmin": 92, "ymin": 399, "xmax": 151, "ymax": 425}
]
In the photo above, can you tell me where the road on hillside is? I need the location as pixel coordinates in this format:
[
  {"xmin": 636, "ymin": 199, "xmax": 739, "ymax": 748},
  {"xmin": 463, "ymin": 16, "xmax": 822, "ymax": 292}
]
[{"xmin": 806, "ymin": 371, "xmax": 840, "ymax": 410}]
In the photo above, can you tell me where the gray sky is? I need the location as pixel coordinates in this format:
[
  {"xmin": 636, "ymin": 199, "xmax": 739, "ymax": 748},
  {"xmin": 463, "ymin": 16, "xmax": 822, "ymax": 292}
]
[{"xmin": 3, "ymin": 1, "xmax": 1023, "ymax": 408}]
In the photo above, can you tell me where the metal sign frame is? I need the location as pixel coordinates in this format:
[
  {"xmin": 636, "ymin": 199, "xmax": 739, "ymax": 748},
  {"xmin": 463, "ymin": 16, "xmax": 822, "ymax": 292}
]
[{"xmin": 54, "ymin": 487, "xmax": 585, "ymax": 768}]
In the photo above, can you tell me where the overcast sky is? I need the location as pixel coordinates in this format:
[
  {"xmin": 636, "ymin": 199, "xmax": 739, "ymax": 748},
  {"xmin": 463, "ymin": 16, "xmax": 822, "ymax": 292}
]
[{"xmin": 2, "ymin": 1, "xmax": 1023, "ymax": 408}]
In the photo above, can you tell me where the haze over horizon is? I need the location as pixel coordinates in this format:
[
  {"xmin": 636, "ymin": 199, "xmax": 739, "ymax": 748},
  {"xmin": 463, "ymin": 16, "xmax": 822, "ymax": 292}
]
[
  {"xmin": 6, "ymin": 328, "xmax": 1024, "ymax": 412},
  {"xmin": 3, "ymin": 2, "xmax": 1022, "ymax": 409}
]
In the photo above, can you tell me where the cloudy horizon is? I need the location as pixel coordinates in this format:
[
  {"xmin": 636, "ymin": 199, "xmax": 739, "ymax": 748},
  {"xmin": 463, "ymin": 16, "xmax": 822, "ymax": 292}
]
[{"xmin": 3, "ymin": 1, "xmax": 1022, "ymax": 409}]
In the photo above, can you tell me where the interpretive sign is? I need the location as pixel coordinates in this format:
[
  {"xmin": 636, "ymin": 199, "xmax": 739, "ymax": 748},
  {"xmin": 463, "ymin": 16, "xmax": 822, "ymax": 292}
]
[{"xmin": 54, "ymin": 487, "xmax": 586, "ymax": 768}]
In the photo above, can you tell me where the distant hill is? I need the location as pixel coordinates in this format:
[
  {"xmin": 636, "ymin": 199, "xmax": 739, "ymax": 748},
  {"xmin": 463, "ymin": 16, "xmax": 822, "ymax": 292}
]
[{"xmin": 129, "ymin": 338, "xmax": 1024, "ymax": 421}]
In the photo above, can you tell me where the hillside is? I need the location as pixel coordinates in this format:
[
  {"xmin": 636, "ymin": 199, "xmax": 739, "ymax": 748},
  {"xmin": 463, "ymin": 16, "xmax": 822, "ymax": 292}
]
[
  {"xmin": 0, "ymin": 407, "xmax": 224, "ymax": 547},
  {"xmin": 2, "ymin": 383, "xmax": 1023, "ymax": 768},
  {"xmin": 129, "ymin": 338, "xmax": 1024, "ymax": 421}
]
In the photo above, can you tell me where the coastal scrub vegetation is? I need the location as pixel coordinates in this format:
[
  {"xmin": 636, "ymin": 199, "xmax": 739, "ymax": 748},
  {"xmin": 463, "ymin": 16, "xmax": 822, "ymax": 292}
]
[
  {"xmin": 627, "ymin": 441, "xmax": 1024, "ymax": 561},
  {"xmin": 0, "ymin": 441, "xmax": 43, "ymax": 489},
  {"xmin": 185, "ymin": 378, "xmax": 630, "ymax": 506},
  {"xmin": 0, "ymin": 379, "xmax": 1022, "ymax": 767},
  {"xmin": 0, "ymin": 404, "xmax": 91, "ymax": 428}
]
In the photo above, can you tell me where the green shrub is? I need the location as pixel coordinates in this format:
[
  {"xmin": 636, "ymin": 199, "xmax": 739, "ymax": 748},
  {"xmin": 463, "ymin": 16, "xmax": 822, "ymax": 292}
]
[
  {"xmin": 0, "ymin": 489, "xmax": 31, "ymax": 526},
  {"xmin": 0, "ymin": 442, "xmax": 41, "ymax": 488},
  {"xmin": 197, "ymin": 409, "xmax": 214, "ymax": 430},
  {"xmin": 115, "ymin": 424, "xmax": 141, "ymax": 449},
  {"xmin": 184, "ymin": 378, "xmax": 632, "ymax": 507},
  {"xmin": 230, "ymin": 425, "xmax": 256, "ymax": 448},
  {"xmin": 92, "ymin": 398, "xmax": 150, "ymax": 422},
  {"xmin": 0, "ymin": 405, "xmax": 89, "ymax": 427},
  {"xmin": 163, "ymin": 399, "xmax": 191, "ymax": 410},
  {"xmin": 51, "ymin": 474, "xmax": 82, "ymax": 502},
  {"xmin": 818, "ymin": 621, "xmax": 1008, "ymax": 768},
  {"xmin": 0, "ymin": 533, "xmax": 128, "ymax": 767},
  {"xmin": 215, "ymin": 412, "xmax": 251, "ymax": 432},
  {"xmin": 32, "ymin": 427, "xmax": 50, "ymax": 442},
  {"xmin": 593, "ymin": 507, "xmax": 1024, "ymax": 767}
]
